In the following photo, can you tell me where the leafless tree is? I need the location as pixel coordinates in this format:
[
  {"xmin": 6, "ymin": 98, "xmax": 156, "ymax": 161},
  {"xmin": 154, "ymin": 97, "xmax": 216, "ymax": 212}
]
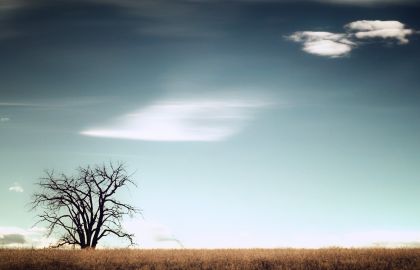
[{"xmin": 31, "ymin": 162, "xmax": 140, "ymax": 249}]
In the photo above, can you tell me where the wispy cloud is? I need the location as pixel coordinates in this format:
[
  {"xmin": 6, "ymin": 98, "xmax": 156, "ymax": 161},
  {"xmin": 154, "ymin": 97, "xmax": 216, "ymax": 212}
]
[
  {"xmin": 0, "ymin": 97, "xmax": 112, "ymax": 109},
  {"xmin": 81, "ymin": 96, "xmax": 268, "ymax": 142},
  {"xmin": 0, "ymin": 102, "xmax": 43, "ymax": 107},
  {"xmin": 288, "ymin": 20, "xmax": 416, "ymax": 58},
  {"xmin": 144, "ymin": 221, "xmax": 184, "ymax": 248},
  {"xmin": 0, "ymin": 116, "xmax": 10, "ymax": 122},
  {"xmin": 8, "ymin": 183, "xmax": 23, "ymax": 193}
]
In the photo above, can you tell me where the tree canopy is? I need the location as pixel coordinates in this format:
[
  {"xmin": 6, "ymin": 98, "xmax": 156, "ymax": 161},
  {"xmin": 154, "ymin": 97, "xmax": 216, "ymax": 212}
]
[{"xmin": 31, "ymin": 162, "xmax": 139, "ymax": 249}]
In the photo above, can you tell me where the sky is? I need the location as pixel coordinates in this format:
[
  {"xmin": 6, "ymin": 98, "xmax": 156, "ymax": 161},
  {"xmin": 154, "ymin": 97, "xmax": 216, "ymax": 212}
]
[{"xmin": 1, "ymin": 0, "xmax": 420, "ymax": 248}]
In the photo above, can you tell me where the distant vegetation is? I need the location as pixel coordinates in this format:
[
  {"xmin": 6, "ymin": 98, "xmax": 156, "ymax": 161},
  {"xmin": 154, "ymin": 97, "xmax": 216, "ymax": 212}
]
[{"xmin": 1, "ymin": 248, "xmax": 420, "ymax": 270}]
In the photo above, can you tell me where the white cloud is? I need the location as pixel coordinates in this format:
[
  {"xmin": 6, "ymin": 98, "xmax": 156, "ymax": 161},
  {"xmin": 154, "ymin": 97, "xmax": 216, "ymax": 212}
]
[
  {"xmin": 0, "ymin": 117, "xmax": 10, "ymax": 122},
  {"xmin": 346, "ymin": 20, "xmax": 414, "ymax": 44},
  {"xmin": 288, "ymin": 20, "xmax": 416, "ymax": 57},
  {"xmin": 8, "ymin": 183, "xmax": 23, "ymax": 193},
  {"xmin": 81, "ymin": 97, "xmax": 268, "ymax": 142},
  {"xmin": 288, "ymin": 31, "xmax": 355, "ymax": 57}
]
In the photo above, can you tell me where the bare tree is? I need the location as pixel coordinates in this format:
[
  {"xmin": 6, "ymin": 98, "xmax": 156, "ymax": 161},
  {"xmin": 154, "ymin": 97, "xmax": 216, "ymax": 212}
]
[{"xmin": 31, "ymin": 162, "xmax": 140, "ymax": 249}]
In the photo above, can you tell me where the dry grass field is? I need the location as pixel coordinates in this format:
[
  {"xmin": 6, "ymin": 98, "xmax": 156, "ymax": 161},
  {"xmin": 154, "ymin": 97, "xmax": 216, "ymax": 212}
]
[{"xmin": 1, "ymin": 248, "xmax": 420, "ymax": 270}]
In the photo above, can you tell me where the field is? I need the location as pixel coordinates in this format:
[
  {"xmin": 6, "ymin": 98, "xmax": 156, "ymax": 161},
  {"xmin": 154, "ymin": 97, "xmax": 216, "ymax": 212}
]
[{"xmin": 1, "ymin": 248, "xmax": 420, "ymax": 270}]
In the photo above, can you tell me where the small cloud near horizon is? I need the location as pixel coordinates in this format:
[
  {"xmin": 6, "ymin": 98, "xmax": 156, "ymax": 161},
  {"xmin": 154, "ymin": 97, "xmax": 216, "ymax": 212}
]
[
  {"xmin": 0, "ymin": 227, "xmax": 54, "ymax": 248},
  {"xmin": 124, "ymin": 219, "xmax": 184, "ymax": 248}
]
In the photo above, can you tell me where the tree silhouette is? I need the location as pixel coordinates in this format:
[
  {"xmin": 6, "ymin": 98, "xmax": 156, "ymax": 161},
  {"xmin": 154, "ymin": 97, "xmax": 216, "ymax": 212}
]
[{"xmin": 31, "ymin": 162, "xmax": 139, "ymax": 249}]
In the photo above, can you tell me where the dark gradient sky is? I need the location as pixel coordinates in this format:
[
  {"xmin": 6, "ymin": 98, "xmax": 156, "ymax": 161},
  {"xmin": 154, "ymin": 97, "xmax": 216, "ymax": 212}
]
[{"xmin": 1, "ymin": 0, "xmax": 420, "ymax": 248}]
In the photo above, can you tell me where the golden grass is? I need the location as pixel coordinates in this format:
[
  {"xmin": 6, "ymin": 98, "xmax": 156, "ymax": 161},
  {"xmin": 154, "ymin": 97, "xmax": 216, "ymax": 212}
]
[{"xmin": 1, "ymin": 248, "xmax": 420, "ymax": 270}]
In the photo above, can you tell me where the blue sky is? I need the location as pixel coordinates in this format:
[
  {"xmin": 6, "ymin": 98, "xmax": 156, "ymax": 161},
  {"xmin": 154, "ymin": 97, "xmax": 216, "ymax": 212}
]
[{"xmin": 1, "ymin": 0, "xmax": 420, "ymax": 248}]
